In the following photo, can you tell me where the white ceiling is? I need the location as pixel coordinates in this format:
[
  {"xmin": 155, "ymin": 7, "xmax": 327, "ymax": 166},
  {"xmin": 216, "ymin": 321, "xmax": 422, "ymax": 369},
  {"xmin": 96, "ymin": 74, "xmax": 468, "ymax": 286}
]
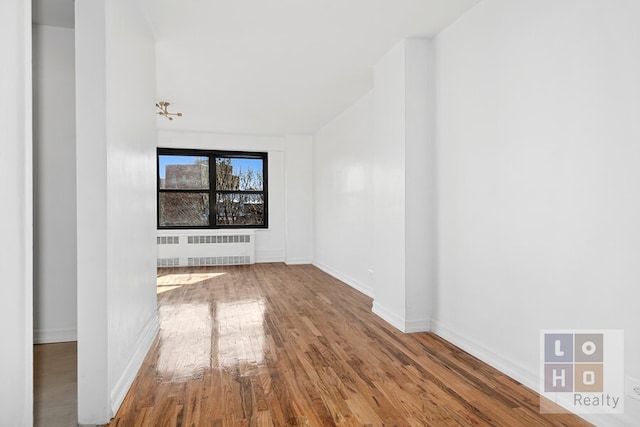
[
  {"xmin": 142, "ymin": 0, "xmax": 480, "ymax": 136},
  {"xmin": 34, "ymin": 0, "xmax": 481, "ymax": 136}
]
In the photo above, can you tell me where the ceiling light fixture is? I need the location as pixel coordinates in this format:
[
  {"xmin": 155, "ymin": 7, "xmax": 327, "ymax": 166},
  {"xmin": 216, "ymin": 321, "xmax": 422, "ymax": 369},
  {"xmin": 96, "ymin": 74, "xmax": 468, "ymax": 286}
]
[{"xmin": 156, "ymin": 101, "xmax": 182, "ymax": 120}]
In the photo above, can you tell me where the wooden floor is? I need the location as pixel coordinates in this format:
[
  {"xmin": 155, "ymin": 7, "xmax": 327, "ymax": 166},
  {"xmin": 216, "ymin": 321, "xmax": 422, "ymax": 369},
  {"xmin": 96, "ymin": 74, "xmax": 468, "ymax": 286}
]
[
  {"xmin": 106, "ymin": 263, "xmax": 592, "ymax": 426},
  {"xmin": 34, "ymin": 341, "xmax": 77, "ymax": 427}
]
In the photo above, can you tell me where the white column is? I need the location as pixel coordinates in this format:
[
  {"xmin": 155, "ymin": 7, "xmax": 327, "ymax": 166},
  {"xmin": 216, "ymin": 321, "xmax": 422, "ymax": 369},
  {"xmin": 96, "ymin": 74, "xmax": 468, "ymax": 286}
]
[
  {"xmin": 76, "ymin": 0, "xmax": 110, "ymax": 422},
  {"xmin": 76, "ymin": 0, "xmax": 159, "ymax": 423},
  {"xmin": 404, "ymin": 39, "xmax": 435, "ymax": 332},
  {"xmin": 284, "ymin": 135, "xmax": 314, "ymax": 264},
  {"xmin": 372, "ymin": 38, "xmax": 434, "ymax": 332}
]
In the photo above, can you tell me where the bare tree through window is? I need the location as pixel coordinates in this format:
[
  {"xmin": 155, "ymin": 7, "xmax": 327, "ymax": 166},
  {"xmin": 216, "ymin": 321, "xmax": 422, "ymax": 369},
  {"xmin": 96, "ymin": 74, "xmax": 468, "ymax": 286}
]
[
  {"xmin": 158, "ymin": 150, "xmax": 267, "ymax": 229},
  {"xmin": 215, "ymin": 158, "xmax": 264, "ymax": 226}
]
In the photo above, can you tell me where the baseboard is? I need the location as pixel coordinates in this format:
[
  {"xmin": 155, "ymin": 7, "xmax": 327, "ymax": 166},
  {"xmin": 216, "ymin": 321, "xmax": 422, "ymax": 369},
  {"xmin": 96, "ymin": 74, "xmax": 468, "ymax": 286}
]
[
  {"xmin": 430, "ymin": 320, "xmax": 637, "ymax": 427},
  {"xmin": 579, "ymin": 412, "xmax": 637, "ymax": 427},
  {"xmin": 431, "ymin": 319, "xmax": 538, "ymax": 391},
  {"xmin": 312, "ymin": 261, "xmax": 374, "ymax": 298},
  {"xmin": 34, "ymin": 327, "xmax": 77, "ymax": 344},
  {"xmin": 110, "ymin": 311, "xmax": 159, "ymax": 417},
  {"xmin": 285, "ymin": 257, "xmax": 312, "ymax": 265},
  {"xmin": 371, "ymin": 301, "xmax": 430, "ymax": 333},
  {"xmin": 404, "ymin": 317, "xmax": 431, "ymax": 333},
  {"xmin": 371, "ymin": 301, "xmax": 405, "ymax": 331}
]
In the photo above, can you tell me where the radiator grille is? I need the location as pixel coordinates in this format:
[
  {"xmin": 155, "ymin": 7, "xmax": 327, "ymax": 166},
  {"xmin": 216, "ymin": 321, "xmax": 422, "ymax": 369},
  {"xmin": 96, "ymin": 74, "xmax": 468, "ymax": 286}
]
[
  {"xmin": 157, "ymin": 232, "xmax": 255, "ymax": 267},
  {"xmin": 157, "ymin": 257, "xmax": 180, "ymax": 267},
  {"xmin": 188, "ymin": 256, "xmax": 251, "ymax": 266},
  {"xmin": 187, "ymin": 235, "xmax": 251, "ymax": 244},
  {"xmin": 158, "ymin": 236, "xmax": 180, "ymax": 245}
]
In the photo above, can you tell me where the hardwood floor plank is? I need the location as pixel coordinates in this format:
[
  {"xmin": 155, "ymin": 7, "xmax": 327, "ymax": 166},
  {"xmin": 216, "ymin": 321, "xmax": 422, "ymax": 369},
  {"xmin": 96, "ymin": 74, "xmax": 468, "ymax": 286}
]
[{"xmin": 104, "ymin": 264, "xmax": 593, "ymax": 426}]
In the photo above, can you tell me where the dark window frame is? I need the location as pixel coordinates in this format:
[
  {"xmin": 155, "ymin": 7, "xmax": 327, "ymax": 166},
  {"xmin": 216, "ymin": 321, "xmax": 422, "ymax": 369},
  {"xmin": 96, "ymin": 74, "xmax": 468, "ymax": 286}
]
[{"xmin": 157, "ymin": 147, "xmax": 269, "ymax": 229}]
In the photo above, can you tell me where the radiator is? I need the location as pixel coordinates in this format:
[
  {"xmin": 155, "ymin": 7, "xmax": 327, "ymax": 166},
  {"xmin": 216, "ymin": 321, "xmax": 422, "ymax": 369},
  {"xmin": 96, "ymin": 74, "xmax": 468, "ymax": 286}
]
[{"xmin": 157, "ymin": 231, "xmax": 255, "ymax": 267}]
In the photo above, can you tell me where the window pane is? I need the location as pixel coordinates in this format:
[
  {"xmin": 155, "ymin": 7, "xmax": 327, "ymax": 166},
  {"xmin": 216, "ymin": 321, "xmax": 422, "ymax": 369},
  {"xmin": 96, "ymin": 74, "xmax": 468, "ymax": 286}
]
[
  {"xmin": 215, "ymin": 193, "xmax": 264, "ymax": 226},
  {"xmin": 159, "ymin": 193, "xmax": 209, "ymax": 227},
  {"xmin": 159, "ymin": 155, "xmax": 209, "ymax": 189},
  {"xmin": 216, "ymin": 158, "xmax": 264, "ymax": 191}
]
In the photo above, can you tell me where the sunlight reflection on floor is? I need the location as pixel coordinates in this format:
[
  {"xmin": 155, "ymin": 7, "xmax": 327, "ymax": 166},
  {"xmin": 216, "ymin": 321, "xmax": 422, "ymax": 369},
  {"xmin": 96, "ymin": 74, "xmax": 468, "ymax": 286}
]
[
  {"xmin": 216, "ymin": 299, "xmax": 266, "ymax": 368},
  {"xmin": 156, "ymin": 272, "xmax": 226, "ymax": 294},
  {"xmin": 157, "ymin": 302, "xmax": 212, "ymax": 381},
  {"xmin": 154, "ymin": 298, "xmax": 267, "ymax": 380}
]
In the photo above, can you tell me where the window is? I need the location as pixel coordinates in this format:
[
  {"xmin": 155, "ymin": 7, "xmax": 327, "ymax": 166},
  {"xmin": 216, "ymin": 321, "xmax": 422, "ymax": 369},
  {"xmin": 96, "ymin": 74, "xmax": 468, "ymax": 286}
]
[{"xmin": 158, "ymin": 148, "xmax": 268, "ymax": 229}]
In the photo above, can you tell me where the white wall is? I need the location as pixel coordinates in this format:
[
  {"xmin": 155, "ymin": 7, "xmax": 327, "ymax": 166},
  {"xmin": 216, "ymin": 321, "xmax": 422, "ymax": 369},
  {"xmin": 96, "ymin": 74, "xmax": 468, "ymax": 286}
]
[
  {"xmin": 33, "ymin": 24, "xmax": 77, "ymax": 344},
  {"xmin": 158, "ymin": 131, "xmax": 288, "ymax": 263},
  {"xmin": 434, "ymin": 1, "xmax": 640, "ymax": 425},
  {"xmin": 76, "ymin": 0, "xmax": 159, "ymax": 423},
  {"xmin": 284, "ymin": 135, "xmax": 313, "ymax": 264},
  {"xmin": 0, "ymin": 0, "xmax": 33, "ymax": 424},
  {"xmin": 313, "ymin": 91, "xmax": 375, "ymax": 297}
]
